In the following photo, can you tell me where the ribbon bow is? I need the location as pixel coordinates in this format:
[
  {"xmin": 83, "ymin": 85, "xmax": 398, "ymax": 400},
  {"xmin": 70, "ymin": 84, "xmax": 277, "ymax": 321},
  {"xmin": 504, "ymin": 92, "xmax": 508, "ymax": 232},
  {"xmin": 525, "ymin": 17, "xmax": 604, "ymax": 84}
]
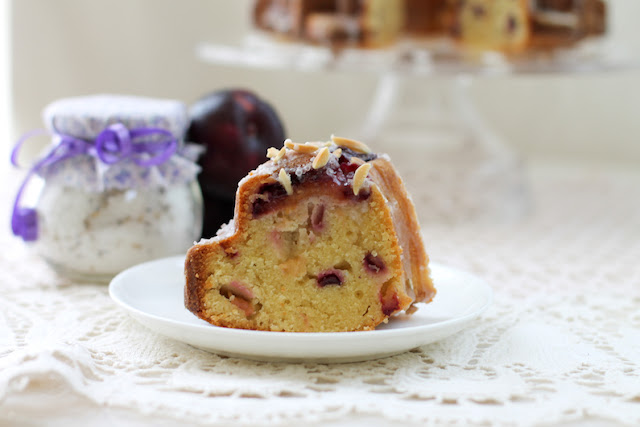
[{"xmin": 11, "ymin": 123, "xmax": 178, "ymax": 242}]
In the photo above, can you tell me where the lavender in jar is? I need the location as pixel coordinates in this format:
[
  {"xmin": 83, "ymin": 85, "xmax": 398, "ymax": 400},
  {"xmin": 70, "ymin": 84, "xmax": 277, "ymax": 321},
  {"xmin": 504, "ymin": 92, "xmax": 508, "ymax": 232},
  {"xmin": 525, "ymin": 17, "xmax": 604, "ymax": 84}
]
[{"xmin": 10, "ymin": 95, "xmax": 203, "ymax": 283}]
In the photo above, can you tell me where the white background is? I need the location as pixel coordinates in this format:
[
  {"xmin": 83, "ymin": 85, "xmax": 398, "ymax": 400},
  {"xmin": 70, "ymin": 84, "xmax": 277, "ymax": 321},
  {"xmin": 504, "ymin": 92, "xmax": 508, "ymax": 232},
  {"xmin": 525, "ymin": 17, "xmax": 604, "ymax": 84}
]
[
  {"xmin": 1, "ymin": 3, "xmax": 639, "ymax": 426},
  {"xmin": 2, "ymin": 0, "xmax": 640, "ymax": 166}
]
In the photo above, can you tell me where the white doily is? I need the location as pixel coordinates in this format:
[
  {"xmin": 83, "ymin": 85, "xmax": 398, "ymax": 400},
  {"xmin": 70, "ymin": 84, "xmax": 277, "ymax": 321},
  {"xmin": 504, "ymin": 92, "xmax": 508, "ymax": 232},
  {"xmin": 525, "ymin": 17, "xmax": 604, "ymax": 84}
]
[{"xmin": 1, "ymin": 161, "xmax": 639, "ymax": 426}]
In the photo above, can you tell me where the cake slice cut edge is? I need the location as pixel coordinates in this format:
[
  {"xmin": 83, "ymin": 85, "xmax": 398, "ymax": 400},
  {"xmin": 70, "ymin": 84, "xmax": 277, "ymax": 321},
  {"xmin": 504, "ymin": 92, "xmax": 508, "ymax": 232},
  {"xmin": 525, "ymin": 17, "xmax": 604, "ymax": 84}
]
[{"xmin": 185, "ymin": 137, "xmax": 436, "ymax": 332}]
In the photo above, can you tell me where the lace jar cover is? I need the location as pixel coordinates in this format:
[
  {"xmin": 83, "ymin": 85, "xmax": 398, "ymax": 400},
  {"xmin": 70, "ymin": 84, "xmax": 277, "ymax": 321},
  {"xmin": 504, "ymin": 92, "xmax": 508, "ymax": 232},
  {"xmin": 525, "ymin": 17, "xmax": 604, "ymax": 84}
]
[
  {"xmin": 9, "ymin": 95, "xmax": 204, "ymax": 283},
  {"xmin": 1, "ymin": 162, "xmax": 639, "ymax": 426}
]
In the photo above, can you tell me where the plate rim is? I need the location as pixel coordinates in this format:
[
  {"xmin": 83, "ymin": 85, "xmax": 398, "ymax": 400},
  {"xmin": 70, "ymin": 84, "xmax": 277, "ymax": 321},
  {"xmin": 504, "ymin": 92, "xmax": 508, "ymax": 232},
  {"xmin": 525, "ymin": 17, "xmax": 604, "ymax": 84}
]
[{"xmin": 108, "ymin": 255, "xmax": 493, "ymax": 341}]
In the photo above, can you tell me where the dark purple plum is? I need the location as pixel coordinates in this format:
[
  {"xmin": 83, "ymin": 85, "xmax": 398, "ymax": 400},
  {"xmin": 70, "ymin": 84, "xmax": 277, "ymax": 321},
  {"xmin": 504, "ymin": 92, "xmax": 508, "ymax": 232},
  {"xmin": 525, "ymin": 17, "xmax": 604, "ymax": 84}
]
[
  {"xmin": 187, "ymin": 89, "xmax": 286, "ymax": 237},
  {"xmin": 187, "ymin": 89, "xmax": 286, "ymax": 200},
  {"xmin": 201, "ymin": 195, "xmax": 235, "ymax": 239}
]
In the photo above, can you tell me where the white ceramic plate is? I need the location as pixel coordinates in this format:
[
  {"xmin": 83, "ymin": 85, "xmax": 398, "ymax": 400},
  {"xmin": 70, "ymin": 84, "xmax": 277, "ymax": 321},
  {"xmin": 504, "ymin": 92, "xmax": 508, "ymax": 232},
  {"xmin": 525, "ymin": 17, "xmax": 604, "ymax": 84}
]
[{"xmin": 109, "ymin": 256, "xmax": 492, "ymax": 363}]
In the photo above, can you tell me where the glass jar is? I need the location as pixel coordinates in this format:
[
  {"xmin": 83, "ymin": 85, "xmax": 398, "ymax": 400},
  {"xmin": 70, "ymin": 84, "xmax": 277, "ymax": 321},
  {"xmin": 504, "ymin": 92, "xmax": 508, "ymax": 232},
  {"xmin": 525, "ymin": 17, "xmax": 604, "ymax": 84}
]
[{"xmin": 11, "ymin": 95, "xmax": 203, "ymax": 283}]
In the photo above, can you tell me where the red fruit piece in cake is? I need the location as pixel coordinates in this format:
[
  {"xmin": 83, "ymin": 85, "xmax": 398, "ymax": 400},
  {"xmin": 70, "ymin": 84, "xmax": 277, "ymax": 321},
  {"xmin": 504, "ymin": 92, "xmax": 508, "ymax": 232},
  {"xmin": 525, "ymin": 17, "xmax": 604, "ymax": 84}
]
[
  {"xmin": 379, "ymin": 281, "xmax": 400, "ymax": 316},
  {"xmin": 310, "ymin": 204, "xmax": 325, "ymax": 233},
  {"xmin": 363, "ymin": 252, "xmax": 386, "ymax": 275},
  {"xmin": 219, "ymin": 281, "xmax": 258, "ymax": 317},
  {"xmin": 317, "ymin": 269, "xmax": 345, "ymax": 288}
]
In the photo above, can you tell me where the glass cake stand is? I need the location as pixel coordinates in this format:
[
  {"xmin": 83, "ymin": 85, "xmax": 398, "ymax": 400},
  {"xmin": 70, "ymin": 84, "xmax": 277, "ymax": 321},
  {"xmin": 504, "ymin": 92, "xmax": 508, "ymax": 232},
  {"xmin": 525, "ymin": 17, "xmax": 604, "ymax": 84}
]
[{"xmin": 197, "ymin": 33, "xmax": 636, "ymax": 224}]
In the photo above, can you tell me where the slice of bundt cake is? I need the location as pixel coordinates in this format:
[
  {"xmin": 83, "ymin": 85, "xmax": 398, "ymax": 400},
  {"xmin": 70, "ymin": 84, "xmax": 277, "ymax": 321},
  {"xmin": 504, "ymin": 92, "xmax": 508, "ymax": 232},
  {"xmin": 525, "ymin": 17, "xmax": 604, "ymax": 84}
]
[{"xmin": 184, "ymin": 136, "xmax": 435, "ymax": 332}]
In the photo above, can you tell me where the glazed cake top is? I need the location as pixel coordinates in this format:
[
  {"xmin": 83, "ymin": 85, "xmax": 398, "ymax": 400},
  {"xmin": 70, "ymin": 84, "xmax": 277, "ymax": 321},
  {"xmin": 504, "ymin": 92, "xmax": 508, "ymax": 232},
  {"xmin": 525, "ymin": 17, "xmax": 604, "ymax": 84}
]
[{"xmin": 197, "ymin": 135, "xmax": 388, "ymax": 246}]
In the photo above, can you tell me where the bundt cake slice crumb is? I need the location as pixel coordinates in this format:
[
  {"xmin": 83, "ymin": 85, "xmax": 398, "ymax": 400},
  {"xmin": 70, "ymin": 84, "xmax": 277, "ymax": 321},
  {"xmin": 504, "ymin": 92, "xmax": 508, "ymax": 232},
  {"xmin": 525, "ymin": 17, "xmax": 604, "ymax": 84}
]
[{"xmin": 185, "ymin": 137, "xmax": 435, "ymax": 332}]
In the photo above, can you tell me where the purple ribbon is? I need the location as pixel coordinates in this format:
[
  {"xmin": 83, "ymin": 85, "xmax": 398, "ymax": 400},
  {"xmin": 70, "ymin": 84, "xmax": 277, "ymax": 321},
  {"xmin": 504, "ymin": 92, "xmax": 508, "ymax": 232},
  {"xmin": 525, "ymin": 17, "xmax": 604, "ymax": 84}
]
[{"xmin": 11, "ymin": 123, "xmax": 178, "ymax": 242}]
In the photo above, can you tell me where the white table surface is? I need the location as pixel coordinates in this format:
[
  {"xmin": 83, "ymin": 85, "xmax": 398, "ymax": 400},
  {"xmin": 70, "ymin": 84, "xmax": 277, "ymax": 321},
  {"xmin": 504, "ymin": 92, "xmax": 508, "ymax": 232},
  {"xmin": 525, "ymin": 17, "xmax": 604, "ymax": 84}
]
[{"xmin": 1, "ymin": 161, "xmax": 639, "ymax": 427}]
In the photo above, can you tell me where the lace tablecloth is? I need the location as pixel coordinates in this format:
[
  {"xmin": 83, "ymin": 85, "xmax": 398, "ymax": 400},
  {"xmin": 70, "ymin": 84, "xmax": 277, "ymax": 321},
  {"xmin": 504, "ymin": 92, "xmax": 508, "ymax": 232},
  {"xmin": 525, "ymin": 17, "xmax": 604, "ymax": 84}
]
[{"xmin": 1, "ymin": 161, "xmax": 639, "ymax": 426}]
